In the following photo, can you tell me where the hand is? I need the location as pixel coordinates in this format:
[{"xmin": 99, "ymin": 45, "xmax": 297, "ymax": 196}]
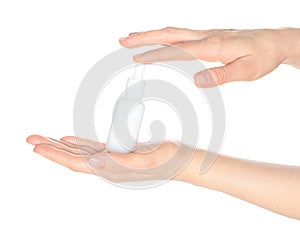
[
  {"xmin": 120, "ymin": 27, "xmax": 300, "ymax": 87},
  {"xmin": 26, "ymin": 135, "xmax": 199, "ymax": 183},
  {"xmin": 26, "ymin": 135, "xmax": 300, "ymax": 219}
]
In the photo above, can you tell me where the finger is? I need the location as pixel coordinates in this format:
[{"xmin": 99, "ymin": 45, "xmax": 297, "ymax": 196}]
[
  {"xmin": 27, "ymin": 135, "xmax": 47, "ymax": 145},
  {"xmin": 60, "ymin": 136, "xmax": 105, "ymax": 152},
  {"xmin": 27, "ymin": 135, "xmax": 81, "ymax": 154},
  {"xmin": 52, "ymin": 139, "xmax": 101, "ymax": 155},
  {"xmin": 27, "ymin": 135, "xmax": 98, "ymax": 155},
  {"xmin": 120, "ymin": 27, "xmax": 219, "ymax": 47},
  {"xmin": 33, "ymin": 144, "xmax": 92, "ymax": 174},
  {"xmin": 194, "ymin": 58, "xmax": 255, "ymax": 87},
  {"xmin": 133, "ymin": 40, "xmax": 221, "ymax": 63},
  {"xmin": 133, "ymin": 45, "xmax": 195, "ymax": 63},
  {"xmin": 59, "ymin": 137, "xmax": 157, "ymax": 169}
]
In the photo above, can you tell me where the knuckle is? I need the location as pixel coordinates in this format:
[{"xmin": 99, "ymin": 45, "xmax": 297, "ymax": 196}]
[
  {"xmin": 213, "ymin": 68, "xmax": 227, "ymax": 85},
  {"xmin": 205, "ymin": 31, "xmax": 233, "ymax": 45},
  {"xmin": 205, "ymin": 35, "xmax": 224, "ymax": 44},
  {"xmin": 203, "ymin": 35, "xmax": 228, "ymax": 59},
  {"xmin": 161, "ymin": 26, "xmax": 177, "ymax": 35}
]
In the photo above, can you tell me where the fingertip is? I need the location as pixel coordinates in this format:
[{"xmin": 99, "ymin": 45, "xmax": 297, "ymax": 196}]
[
  {"xmin": 119, "ymin": 33, "xmax": 146, "ymax": 48},
  {"xmin": 119, "ymin": 36, "xmax": 136, "ymax": 46},
  {"xmin": 194, "ymin": 71, "xmax": 209, "ymax": 87},
  {"xmin": 33, "ymin": 144, "xmax": 43, "ymax": 152},
  {"xmin": 60, "ymin": 136, "xmax": 76, "ymax": 144},
  {"xmin": 133, "ymin": 54, "xmax": 153, "ymax": 64},
  {"xmin": 119, "ymin": 37, "xmax": 128, "ymax": 46},
  {"xmin": 26, "ymin": 135, "xmax": 34, "ymax": 144},
  {"xmin": 26, "ymin": 134, "xmax": 43, "ymax": 145},
  {"xmin": 194, "ymin": 70, "xmax": 218, "ymax": 88},
  {"xmin": 119, "ymin": 32, "xmax": 139, "ymax": 44}
]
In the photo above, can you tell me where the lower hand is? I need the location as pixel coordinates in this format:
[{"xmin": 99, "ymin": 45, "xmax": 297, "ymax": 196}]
[{"xmin": 26, "ymin": 135, "xmax": 199, "ymax": 183}]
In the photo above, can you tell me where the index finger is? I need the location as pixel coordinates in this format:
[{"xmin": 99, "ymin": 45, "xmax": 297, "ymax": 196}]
[{"xmin": 119, "ymin": 27, "xmax": 218, "ymax": 47}]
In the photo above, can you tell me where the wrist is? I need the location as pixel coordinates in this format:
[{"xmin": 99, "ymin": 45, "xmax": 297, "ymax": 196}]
[
  {"xmin": 278, "ymin": 28, "xmax": 300, "ymax": 68},
  {"xmin": 174, "ymin": 149, "xmax": 206, "ymax": 185},
  {"xmin": 174, "ymin": 149, "xmax": 228, "ymax": 190}
]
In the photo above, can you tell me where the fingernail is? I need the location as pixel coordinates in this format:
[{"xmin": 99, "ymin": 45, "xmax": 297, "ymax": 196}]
[
  {"xmin": 88, "ymin": 157, "xmax": 105, "ymax": 169},
  {"xmin": 195, "ymin": 71, "xmax": 213, "ymax": 86},
  {"xmin": 129, "ymin": 32, "xmax": 139, "ymax": 36}
]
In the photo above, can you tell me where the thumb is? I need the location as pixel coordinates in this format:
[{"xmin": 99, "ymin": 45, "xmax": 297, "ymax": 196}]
[{"xmin": 194, "ymin": 60, "xmax": 253, "ymax": 87}]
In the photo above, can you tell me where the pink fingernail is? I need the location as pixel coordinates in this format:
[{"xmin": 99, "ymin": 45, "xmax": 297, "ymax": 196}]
[
  {"xmin": 129, "ymin": 32, "xmax": 139, "ymax": 36},
  {"xmin": 194, "ymin": 71, "xmax": 216, "ymax": 87},
  {"xmin": 195, "ymin": 73, "xmax": 209, "ymax": 86}
]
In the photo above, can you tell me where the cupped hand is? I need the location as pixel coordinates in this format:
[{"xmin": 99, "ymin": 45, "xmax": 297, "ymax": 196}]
[
  {"xmin": 26, "ymin": 135, "xmax": 199, "ymax": 183},
  {"xmin": 120, "ymin": 27, "xmax": 299, "ymax": 87}
]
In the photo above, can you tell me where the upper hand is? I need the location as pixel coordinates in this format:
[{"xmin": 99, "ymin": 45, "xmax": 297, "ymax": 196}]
[{"xmin": 120, "ymin": 27, "xmax": 300, "ymax": 87}]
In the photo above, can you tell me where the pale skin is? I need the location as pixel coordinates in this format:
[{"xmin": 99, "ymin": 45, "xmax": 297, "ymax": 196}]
[
  {"xmin": 27, "ymin": 27, "xmax": 300, "ymax": 219},
  {"xmin": 120, "ymin": 27, "xmax": 300, "ymax": 86}
]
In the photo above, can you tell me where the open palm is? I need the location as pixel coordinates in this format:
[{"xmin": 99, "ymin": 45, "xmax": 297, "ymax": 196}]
[{"xmin": 27, "ymin": 135, "xmax": 195, "ymax": 183}]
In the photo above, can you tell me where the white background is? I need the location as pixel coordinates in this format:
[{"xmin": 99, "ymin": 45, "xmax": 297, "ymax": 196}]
[{"xmin": 0, "ymin": 0, "xmax": 300, "ymax": 228}]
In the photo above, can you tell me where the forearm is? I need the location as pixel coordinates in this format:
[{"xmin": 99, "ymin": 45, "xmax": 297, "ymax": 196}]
[
  {"xmin": 280, "ymin": 28, "xmax": 300, "ymax": 69},
  {"xmin": 178, "ymin": 150, "xmax": 300, "ymax": 220}
]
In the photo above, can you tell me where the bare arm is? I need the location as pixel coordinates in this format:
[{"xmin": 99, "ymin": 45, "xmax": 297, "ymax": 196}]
[
  {"xmin": 181, "ymin": 152, "xmax": 300, "ymax": 219},
  {"xmin": 27, "ymin": 135, "xmax": 300, "ymax": 220}
]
